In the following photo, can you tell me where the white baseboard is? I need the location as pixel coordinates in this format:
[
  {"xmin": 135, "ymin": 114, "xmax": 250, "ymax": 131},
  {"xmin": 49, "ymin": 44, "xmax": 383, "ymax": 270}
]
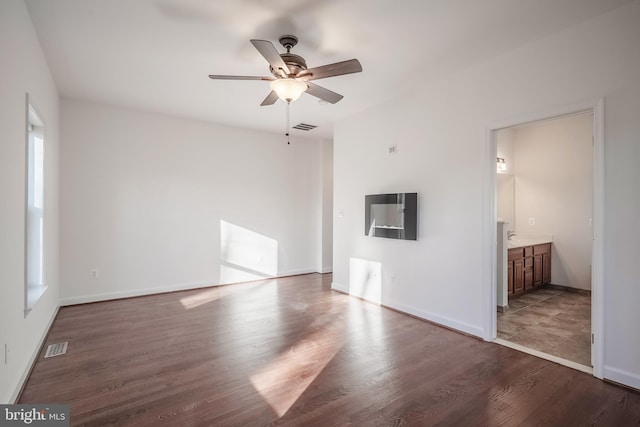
[
  {"xmin": 60, "ymin": 270, "xmax": 320, "ymax": 306},
  {"xmin": 328, "ymin": 284, "xmax": 483, "ymax": 338},
  {"xmin": 280, "ymin": 268, "xmax": 318, "ymax": 277},
  {"xmin": 604, "ymin": 365, "xmax": 640, "ymax": 391},
  {"xmin": 320, "ymin": 267, "xmax": 333, "ymax": 274},
  {"xmin": 10, "ymin": 305, "xmax": 59, "ymax": 403},
  {"xmin": 60, "ymin": 280, "xmax": 221, "ymax": 306},
  {"xmin": 330, "ymin": 281, "xmax": 348, "ymax": 293},
  {"xmin": 383, "ymin": 298, "xmax": 484, "ymax": 338}
]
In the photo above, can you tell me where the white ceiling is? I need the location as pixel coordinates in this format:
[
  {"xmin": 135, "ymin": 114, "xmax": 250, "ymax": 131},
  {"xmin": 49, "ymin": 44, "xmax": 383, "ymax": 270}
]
[{"xmin": 25, "ymin": 0, "xmax": 633, "ymax": 139}]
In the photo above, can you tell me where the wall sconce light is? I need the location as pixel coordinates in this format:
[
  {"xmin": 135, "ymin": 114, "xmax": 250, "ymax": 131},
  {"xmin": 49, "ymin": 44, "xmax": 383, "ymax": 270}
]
[{"xmin": 497, "ymin": 157, "xmax": 507, "ymax": 172}]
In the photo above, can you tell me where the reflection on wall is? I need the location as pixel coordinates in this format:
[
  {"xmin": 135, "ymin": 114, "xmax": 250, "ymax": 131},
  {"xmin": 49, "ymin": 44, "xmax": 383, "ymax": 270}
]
[
  {"xmin": 349, "ymin": 257, "xmax": 382, "ymax": 304},
  {"xmin": 220, "ymin": 220, "xmax": 278, "ymax": 284}
]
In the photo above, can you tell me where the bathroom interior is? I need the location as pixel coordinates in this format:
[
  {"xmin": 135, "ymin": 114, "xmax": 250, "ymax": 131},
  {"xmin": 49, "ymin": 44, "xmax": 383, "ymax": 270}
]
[{"xmin": 495, "ymin": 111, "xmax": 593, "ymax": 368}]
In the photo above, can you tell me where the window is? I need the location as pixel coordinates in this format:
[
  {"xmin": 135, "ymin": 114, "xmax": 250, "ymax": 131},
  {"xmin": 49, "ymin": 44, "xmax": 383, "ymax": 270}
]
[{"xmin": 25, "ymin": 96, "xmax": 46, "ymax": 315}]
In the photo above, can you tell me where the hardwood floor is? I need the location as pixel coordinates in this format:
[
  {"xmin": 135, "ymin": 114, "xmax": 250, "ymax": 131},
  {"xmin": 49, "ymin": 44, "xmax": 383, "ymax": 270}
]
[
  {"xmin": 20, "ymin": 274, "xmax": 640, "ymax": 426},
  {"xmin": 498, "ymin": 288, "xmax": 591, "ymax": 366}
]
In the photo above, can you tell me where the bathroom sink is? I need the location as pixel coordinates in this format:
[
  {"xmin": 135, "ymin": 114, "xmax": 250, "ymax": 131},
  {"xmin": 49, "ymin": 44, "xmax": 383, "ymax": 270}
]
[
  {"xmin": 508, "ymin": 239, "xmax": 530, "ymax": 247},
  {"xmin": 508, "ymin": 236, "xmax": 553, "ymax": 248}
]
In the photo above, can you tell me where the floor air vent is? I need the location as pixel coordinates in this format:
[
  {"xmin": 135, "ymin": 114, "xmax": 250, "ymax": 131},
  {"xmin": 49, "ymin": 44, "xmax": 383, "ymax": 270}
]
[
  {"xmin": 292, "ymin": 123, "xmax": 317, "ymax": 131},
  {"xmin": 44, "ymin": 342, "xmax": 68, "ymax": 358}
]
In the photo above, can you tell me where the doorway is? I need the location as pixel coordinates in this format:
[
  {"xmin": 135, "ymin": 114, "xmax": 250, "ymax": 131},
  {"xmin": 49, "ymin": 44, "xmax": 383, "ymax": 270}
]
[
  {"xmin": 484, "ymin": 99, "xmax": 604, "ymax": 379},
  {"xmin": 496, "ymin": 112, "xmax": 593, "ymax": 370}
]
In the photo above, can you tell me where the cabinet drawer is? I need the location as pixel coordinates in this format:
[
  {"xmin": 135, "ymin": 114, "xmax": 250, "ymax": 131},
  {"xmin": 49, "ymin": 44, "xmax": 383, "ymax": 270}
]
[
  {"xmin": 534, "ymin": 243, "xmax": 551, "ymax": 255},
  {"xmin": 524, "ymin": 246, "xmax": 533, "ymax": 257},
  {"xmin": 524, "ymin": 257, "xmax": 534, "ymax": 268},
  {"xmin": 508, "ymin": 248, "xmax": 523, "ymax": 260}
]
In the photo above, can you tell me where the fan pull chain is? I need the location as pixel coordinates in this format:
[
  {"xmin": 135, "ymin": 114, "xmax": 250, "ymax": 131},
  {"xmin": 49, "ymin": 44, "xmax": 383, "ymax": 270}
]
[{"xmin": 285, "ymin": 101, "xmax": 291, "ymax": 145}]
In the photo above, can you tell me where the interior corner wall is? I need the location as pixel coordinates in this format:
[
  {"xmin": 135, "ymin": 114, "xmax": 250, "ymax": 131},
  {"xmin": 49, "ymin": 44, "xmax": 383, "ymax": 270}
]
[
  {"xmin": 333, "ymin": 1, "xmax": 640, "ymax": 388},
  {"xmin": 0, "ymin": 0, "xmax": 60, "ymax": 403},
  {"xmin": 321, "ymin": 139, "xmax": 334, "ymax": 273},
  {"xmin": 60, "ymin": 99, "xmax": 323, "ymax": 304}
]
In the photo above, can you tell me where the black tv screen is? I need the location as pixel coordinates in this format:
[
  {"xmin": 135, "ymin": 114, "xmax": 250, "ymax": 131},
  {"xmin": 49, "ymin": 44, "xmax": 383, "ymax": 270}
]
[{"xmin": 365, "ymin": 193, "xmax": 417, "ymax": 240}]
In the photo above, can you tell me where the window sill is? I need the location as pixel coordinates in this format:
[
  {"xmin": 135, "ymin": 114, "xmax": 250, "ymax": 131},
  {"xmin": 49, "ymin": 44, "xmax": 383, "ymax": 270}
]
[{"xmin": 25, "ymin": 285, "xmax": 48, "ymax": 317}]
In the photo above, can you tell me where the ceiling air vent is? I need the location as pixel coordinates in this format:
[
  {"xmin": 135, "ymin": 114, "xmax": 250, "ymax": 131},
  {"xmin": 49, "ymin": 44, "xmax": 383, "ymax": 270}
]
[{"xmin": 292, "ymin": 123, "xmax": 317, "ymax": 131}]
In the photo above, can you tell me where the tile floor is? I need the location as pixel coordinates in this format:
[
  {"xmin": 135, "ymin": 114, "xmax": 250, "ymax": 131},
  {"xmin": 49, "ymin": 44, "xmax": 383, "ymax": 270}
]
[{"xmin": 498, "ymin": 287, "xmax": 591, "ymax": 366}]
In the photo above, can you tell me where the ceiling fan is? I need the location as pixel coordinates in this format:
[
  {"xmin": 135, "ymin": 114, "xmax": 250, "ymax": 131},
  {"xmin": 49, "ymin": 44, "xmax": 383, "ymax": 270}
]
[{"xmin": 209, "ymin": 35, "xmax": 362, "ymax": 105}]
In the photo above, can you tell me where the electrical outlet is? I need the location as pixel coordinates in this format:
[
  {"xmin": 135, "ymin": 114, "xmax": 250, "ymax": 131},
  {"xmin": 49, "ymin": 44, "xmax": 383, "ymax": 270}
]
[
  {"xmin": 90, "ymin": 269, "xmax": 99, "ymax": 279},
  {"xmin": 528, "ymin": 217, "xmax": 536, "ymax": 226},
  {"xmin": 388, "ymin": 144, "xmax": 398, "ymax": 154}
]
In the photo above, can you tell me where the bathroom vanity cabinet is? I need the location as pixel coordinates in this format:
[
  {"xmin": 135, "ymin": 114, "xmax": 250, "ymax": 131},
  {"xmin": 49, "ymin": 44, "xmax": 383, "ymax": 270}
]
[{"xmin": 507, "ymin": 243, "xmax": 551, "ymax": 297}]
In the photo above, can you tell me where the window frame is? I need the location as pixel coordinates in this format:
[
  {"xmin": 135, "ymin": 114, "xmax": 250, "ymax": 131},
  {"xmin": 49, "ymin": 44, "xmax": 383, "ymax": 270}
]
[{"xmin": 24, "ymin": 93, "xmax": 47, "ymax": 316}]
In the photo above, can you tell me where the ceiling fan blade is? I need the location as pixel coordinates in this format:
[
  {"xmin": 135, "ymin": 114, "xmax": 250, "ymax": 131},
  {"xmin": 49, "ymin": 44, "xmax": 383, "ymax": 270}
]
[
  {"xmin": 298, "ymin": 59, "xmax": 362, "ymax": 81},
  {"xmin": 250, "ymin": 39, "xmax": 290, "ymax": 77},
  {"xmin": 209, "ymin": 75, "xmax": 273, "ymax": 81},
  {"xmin": 305, "ymin": 82, "xmax": 344, "ymax": 104},
  {"xmin": 260, "ymin": 91, "xmax": 279, "ymax": 106}
]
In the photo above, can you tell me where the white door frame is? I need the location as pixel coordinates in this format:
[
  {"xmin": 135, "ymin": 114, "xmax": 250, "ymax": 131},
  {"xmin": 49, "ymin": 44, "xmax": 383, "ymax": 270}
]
[{"xmin": 482, "ymin": 98, "xmax": 604, "ymax": 379}]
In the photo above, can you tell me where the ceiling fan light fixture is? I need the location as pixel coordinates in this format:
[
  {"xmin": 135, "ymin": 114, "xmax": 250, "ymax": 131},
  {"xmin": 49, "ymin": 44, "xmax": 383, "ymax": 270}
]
[{"xmin": 270, "ymin": 78, "xmax": 307, "ymax": 103}]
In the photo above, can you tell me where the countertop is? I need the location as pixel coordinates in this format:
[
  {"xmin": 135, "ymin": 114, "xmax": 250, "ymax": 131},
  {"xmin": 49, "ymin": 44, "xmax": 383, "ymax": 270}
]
[{"xmin": 507, "ymin": 235, "xmax": 553, "ymax": 249}]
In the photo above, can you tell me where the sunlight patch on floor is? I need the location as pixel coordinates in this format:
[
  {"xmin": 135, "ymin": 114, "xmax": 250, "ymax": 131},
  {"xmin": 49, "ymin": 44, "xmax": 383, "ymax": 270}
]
[
  {"xmin": 179, "ymin": 287, "xmax": 225, "ymax": 309},
  {"xmin": 250, "ymin": 323, "xmax": 343, "ymax": 417}
]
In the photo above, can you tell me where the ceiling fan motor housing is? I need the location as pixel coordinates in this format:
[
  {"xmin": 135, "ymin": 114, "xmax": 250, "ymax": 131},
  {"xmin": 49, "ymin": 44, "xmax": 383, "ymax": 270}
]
[{"xmin": 271, "ymin": 53, "xmax": 307, "ymax": 78}]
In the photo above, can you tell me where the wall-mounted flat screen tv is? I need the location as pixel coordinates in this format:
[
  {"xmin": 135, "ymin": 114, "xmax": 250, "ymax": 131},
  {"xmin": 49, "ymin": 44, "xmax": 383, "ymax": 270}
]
[{"xmin": 365, "ymin": 193, "xmax": 417, "ymax": 240}]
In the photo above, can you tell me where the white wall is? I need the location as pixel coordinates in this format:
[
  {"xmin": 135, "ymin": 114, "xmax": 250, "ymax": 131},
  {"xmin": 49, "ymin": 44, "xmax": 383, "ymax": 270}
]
[
  {"xmin": 333, "ymin": 1, "xmax": 640, "ymax": 388},
  {"xmin": 321, "ymin": 140, "xmax": 334, "ymax": 273},
  {"xmin": 60, "ymin": 99, "xmax": 324, "ymax": 304},
  {"xmin": 0, "ymin": 0, "xmax": 60, "ymax": 403},
  {"xmin": 513, "ymin": 114, "xmax": 593, "ymax": 290}
]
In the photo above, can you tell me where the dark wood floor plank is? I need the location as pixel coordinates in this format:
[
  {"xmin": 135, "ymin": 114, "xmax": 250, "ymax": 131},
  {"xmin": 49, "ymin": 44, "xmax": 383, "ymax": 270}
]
[{"xmin": 19, "ymin": 273, "xmax": 640, "ymax": 426}]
